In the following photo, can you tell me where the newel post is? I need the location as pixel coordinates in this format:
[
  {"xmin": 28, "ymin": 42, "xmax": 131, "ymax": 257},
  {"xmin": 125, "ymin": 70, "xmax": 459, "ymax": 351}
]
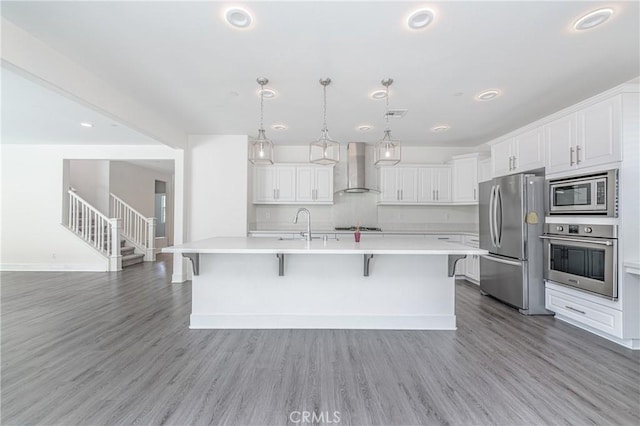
[
  {"xmin": 145, "ymin": 217, "xmax": 157, "ymax": 261},
  {"xmin": 109, "ymin": 218, "xmax": 122, "ymax": 271}
]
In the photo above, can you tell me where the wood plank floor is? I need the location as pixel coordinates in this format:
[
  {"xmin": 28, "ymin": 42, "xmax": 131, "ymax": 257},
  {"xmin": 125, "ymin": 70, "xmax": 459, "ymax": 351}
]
[{"xmin": 2, "ymin": 255, "xmax": 639, "ymax": 425}]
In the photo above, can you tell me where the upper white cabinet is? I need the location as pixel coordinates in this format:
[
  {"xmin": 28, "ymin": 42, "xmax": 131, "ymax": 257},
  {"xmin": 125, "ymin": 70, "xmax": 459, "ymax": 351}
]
[
  {"xmin": 253, "ymin": 164, "xmax": 333, "ymax": 204},
  {"xmin": 491, "ymin": 128, "xmax": 544, "ymax": 178},
  {"xmin": 452, "ymin": 155, "xmax": 479, "ymax": 203},
  {"xmin": 544, "ymin": 113, "xmax": 576, "ymax": 174},
  {"xmin": 478, "ymin": 158, "xmax": 492, "ymax": 183},
  {"xmin": 296, "ymin": 166, "xmax": 334, "ymax": 203},
  {"xmin": 379, "ymin": 167, "xmax": 418, "ymax": 203},
  {"xmin": 380, "ymin": 166, "xmax": 454, "ymax": 205},
  {"xmin": 418, "ymin": 167, "xmax": 451, "ymax": 203},
  {"xmin": 577, "ymin": 97, "xmax": 622, "ymax": 169},
  {"xmin": 544, "ymin": 97, "xmax": 622, "ymax": 175}
]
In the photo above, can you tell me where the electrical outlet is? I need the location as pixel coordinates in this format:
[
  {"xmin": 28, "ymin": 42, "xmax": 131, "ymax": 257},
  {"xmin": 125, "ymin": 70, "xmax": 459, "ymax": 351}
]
[{"xmin": 52, "ymin": 253, "xmax": 57, "ymax": 259}]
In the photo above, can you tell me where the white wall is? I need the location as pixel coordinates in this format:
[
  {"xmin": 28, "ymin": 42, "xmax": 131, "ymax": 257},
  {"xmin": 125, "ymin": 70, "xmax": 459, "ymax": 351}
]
[
  {"xmin": 187, "ymin": 135, "xmax": 248, "ymax": 240},
  {"xmin": 1, "ymin": 144, "xmax": 180, "ymax": 271},
  {"xmin": 69, "ymin": 160, "xmax": 110, "ymax": 214},
  {"xmin": 109, "ymin": 161, "xmax": 174, "ymax": 245}
]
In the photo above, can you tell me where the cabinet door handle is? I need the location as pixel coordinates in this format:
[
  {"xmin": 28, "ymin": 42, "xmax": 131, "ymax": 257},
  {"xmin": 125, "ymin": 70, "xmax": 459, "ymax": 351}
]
[
  {"xmin": 473, "ymin": 188, "xmax": 477, "ymax": 200},
  {"xmin": 432, "ymin": 190, "xmax": 435, "ymax": 200},
  {"xmin": 508, "ymin": 157, "xmax": 512, "ymax": 171},
  {"xmin": 436, "ymin": 190, "xmax": 439, "ymax": 200},
  {"xmin": 565, "ymin": 305, "xmax": 586, "ymax": 315},
  {"xmin": 396, "ymin": 189, "xmax": 400, "ymax": 201},
  {"xmin": 277, "ymin": 189, "xmax": 280, "ymax": 199},
  {"xmin": 401, "ymin": 189, "xmax": 404, "ymax": 200},
  {"xmin": 273, "ymin": 189, "xmax": 277, "ymax": 200},
  {"xmin": 570, "ymin": 147, "xmax": 575, "ymax": 166},
  {"xmin": 576, "ymin": 145, "xmax": 581, "ymax": 165}
]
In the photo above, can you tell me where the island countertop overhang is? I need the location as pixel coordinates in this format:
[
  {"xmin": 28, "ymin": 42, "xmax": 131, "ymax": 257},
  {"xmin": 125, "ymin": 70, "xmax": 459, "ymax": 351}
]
[{"xmin": 162, "ymin": 236, "xmax": 488, "ymax": 256}]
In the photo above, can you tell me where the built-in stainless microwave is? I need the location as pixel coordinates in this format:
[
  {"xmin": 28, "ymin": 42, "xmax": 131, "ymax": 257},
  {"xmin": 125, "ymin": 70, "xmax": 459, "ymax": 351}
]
[{"xmin": 547, "ymin": 169, "xmax": 618, "ymax": 217}]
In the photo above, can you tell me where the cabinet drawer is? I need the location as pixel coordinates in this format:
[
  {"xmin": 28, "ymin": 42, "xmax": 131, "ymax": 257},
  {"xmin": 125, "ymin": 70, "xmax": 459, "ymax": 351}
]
[{"xmin": 545, "ymin": 286, "xmax": 622, "ymax": 337}]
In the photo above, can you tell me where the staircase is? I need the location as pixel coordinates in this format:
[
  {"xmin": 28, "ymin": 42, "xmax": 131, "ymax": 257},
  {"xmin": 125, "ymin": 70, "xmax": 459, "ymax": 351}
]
[
  {"xmin": 67, "ymin": 189, "xmax": 155, "ymax": 271},
  {"xmin": 120, "ymin": 241, "xmax": 145, "ymax": 268}
]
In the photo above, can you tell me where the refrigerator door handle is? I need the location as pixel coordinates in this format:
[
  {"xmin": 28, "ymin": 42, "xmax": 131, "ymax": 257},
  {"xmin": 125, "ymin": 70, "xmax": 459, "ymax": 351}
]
[
  {"xmin": 489, "ymin": 186, "xmax": 496, "ymax": 247},
  {"xmin": 482, "ymin": 254, "xmax": 522, "ymax": 267},
  {"xmin": 495, "ymin": 185, "xmax": 503, "ymax": 247}
]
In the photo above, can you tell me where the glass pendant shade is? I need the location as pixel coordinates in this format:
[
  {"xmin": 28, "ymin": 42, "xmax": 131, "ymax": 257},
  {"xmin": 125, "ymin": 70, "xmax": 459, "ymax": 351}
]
[
  {"xmin": 310, "ymin": 129, "xmax": 340, "ymax": 165},
  {"xmin": 374, "ymin": 130, "xmax": 401, "ymax": 166},
  {"xmin": 309, "ymin": 78, "xmax": 339, "ymax": 165},
  {"xmin": 249, "ymin": 77, "xmax": 274, "ymax": 164},
  {"xmin": 249, "ymin": 129, "xmax": 274, "ymax": 164}
]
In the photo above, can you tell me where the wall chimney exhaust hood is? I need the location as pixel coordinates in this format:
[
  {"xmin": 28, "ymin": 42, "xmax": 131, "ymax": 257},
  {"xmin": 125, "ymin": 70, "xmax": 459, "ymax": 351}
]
[{"xmin": 340, "ymin": 142, "xmax": 375, "ymax": 193}]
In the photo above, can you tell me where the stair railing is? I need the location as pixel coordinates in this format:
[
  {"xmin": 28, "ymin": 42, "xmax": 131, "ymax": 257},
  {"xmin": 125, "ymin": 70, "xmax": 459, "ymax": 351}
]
[
  {"xmin": 110, "ymin": 193, "xmax": 156, "ymax": 261},
  {"xmin": 68, "ymin": 189, "xmax": 122, "ymax": 271}
]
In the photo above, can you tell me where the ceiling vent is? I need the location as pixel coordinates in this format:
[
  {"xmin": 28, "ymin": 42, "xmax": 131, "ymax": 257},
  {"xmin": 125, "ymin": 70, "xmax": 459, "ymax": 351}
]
[{"xmin": 384, "ymin": 109, "xmax": 408, "ymax": 119}]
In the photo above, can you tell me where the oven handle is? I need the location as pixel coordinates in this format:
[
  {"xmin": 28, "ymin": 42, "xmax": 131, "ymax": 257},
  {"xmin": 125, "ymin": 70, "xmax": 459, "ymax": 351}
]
[{"xmin": 539, "ymin": 235, "xmax": 614, "ymax": 246}]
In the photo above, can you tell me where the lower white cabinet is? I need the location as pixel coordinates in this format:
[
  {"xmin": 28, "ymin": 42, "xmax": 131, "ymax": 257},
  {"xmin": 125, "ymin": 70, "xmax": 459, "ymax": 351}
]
[
  {"xmin": 545, "ymin": 284, "xmax": 623, "ymax": 338},
  {"xmin": 253, "ymin": 164, "xmax": 333, "ymax": 204},
  {"xmin": 461, "ymin": 235, "xmax": 480, "ymax": 282}
]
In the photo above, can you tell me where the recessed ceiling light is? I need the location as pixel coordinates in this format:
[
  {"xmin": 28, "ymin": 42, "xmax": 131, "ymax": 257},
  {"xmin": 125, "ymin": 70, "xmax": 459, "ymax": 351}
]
[
  {"xmin": 573, "ymin": 8, "xmax": 614, "ymax": 31},
  {"xmin": 407, "ymin": 8, "xmax": 436, "ymax": 30},
  {"xmin": 80, "ymin": 122, "xmax": 93, "ymax": 128},
  {"xmin": 475, "ymin": 89, "xmax": 502, "ymax": 101},
  {"xmin": 431, "ymin": 125, "xmax": 451, "ymax": 133},
  {"xmin": 257, "ymin": 88, "xmax": 278, "ymax": 99},
  {"xmin": 224, "ymin": 7, "xmax": 253, "ymax": 29},
  {"xmin": 272, "ymin": 124, "xmax": 288, "ymax": 131},
  {"xmin": 369, "ymin": 90, "xmax": 387, "ymax": 100},
  {"xmin": 357, "ymin": 125, "xmax": 373, "ymax": 132}
]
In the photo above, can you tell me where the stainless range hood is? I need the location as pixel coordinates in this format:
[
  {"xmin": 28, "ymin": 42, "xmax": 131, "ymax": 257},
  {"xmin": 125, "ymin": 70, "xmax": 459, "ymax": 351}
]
[{"xmin": 341, "ymin": 142, "xmax": 373, "ymax": 193}]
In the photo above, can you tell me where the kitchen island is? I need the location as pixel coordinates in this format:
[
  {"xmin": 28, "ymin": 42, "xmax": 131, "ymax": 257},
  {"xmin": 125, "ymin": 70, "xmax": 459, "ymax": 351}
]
[{"xmin": 163, "ymin": 237, "xmax": 487, "ymax": 330}]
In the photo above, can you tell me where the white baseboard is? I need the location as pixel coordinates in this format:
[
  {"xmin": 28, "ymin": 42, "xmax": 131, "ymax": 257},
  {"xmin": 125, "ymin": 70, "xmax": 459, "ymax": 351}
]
[
  {"xmin": 171, "ymin": 273, "xmax": 188, "ymax": 283},
  {"xmin": 190, "ymin": 314, "xmax": 456, "ymax": 330},
  {"xmin": 555, "ymin": 313, "xmax": 640, "ymax": 350},
  {"xmin": 0, "ymin": 263, "xmax": 108, "ymax": 272}
]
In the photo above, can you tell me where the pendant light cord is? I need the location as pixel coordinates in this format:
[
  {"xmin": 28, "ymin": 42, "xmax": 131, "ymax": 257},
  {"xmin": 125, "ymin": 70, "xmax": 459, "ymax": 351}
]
[
  {"xmin": 259, "ymin": 82, "xmax": 265, "ymax": 132},
  {"xmin": 385, "ymin": 84, "xmax": 390, "ymax": 132},
  {"xmin": 322, "ymin": 83, "xmax": 328, "ymax": 131}
]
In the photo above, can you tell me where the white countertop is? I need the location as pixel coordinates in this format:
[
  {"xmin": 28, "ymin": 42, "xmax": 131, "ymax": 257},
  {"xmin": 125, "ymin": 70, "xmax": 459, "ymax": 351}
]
[
  {"xmin": 248, "ymin": 230, "xmax": 479, "ymax": 237},
  {"xmin": 163, "ymin": 236, "xmax": 488, "ymax": 256}
]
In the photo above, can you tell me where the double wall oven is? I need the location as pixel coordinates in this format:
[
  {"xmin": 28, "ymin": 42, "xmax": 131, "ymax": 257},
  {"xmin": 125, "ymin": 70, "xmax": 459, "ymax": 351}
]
[{"xmin": 541, "ymin": 224, "xmax": 617, "ymax": 299}]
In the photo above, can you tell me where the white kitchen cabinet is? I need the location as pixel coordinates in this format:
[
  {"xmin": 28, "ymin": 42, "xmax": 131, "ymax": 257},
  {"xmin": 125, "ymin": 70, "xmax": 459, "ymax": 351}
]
[
  {"xmin": 378, "ymin": 167, "xmax": 418, "ymax": 204},
  {"xmin": 296, "ymin": 166, "xmax": 334, "ymax": 203},
  {"xmin": 418, "ymin": 167, "xmax": 451, "ymax": 203},
  {"xmin": 491, "ymin": 128, "xmax": 544, "ymax": 178},
  {"xmin": 544, "ymin": 113, "xmax": 576, "ymax": 175},
  {"xmin": 462, "ymin": 235, "xmax": 480, "ymax": 283},
  {"xmin": 478, "ymin": 158, "xmax": 492, "ymax": 183},
  {"xmin": 544, "ymin": 96, "xmax": 621, "ymax": 175},
  {"xmin": 253, "ymin": 165, "xmax": 332, "ymax": 204},
  {"xmin": 576, "ymin": 96, "xmax": 622, "ymax": 169},
  {"xmin": 452, "ymin": 156, "xmax": 479, "ymax": 203}
]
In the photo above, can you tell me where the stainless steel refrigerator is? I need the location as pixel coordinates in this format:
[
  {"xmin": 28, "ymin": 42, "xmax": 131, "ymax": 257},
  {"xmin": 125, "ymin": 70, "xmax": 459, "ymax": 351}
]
[{"xmin": 479, "ymin": 173, "xmax": 549, "ymax": 315}]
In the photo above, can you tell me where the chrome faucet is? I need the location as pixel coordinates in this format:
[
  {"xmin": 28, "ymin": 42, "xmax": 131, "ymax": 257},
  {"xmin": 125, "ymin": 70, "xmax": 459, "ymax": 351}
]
[{"xmin": 293, "ymin": 208, "xmax": 312, "ymax": 241}]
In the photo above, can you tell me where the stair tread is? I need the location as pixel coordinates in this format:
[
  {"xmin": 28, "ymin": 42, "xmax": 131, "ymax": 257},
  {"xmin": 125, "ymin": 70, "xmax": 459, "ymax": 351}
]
[{"xmin": 122, "ymin": 253, "xmax": 144, "ymax": 260}]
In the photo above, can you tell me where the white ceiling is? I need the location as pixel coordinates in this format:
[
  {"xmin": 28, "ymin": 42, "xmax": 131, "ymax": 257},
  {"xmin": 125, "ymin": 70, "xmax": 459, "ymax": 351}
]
[
  {"xmin": 1, "ymin": 68, "xmax": 161, "ymax": 145},
  {"xmin": 2, "ymin": 1, "xmax": 639, "ymax": 147}
]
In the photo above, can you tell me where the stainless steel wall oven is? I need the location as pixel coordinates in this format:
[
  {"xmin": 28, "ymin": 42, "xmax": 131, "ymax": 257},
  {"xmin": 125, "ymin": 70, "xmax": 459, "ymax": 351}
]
[{"xmin": 541, "ymin": 223, "xmax": 617, "ymax": 299}]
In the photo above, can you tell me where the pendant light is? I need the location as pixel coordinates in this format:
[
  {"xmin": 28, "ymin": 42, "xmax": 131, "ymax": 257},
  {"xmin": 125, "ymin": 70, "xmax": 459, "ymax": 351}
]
[
  {"xmin": 374, "ymin": 78, "xmax": 401, "ymax": 166},
  {"xmin": 249, "ymin": 77, "xmax": 274, "ymax": 164},
  {"xmin": 309, "ymin": 78, "xmax": 340, "ymax": 165}
]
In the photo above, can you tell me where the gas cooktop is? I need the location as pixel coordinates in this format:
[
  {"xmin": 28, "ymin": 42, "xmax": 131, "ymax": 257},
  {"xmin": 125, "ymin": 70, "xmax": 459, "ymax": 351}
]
[{"xmin": 334, "ymin": 226, "xmax": 382, "ymax": 232}]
